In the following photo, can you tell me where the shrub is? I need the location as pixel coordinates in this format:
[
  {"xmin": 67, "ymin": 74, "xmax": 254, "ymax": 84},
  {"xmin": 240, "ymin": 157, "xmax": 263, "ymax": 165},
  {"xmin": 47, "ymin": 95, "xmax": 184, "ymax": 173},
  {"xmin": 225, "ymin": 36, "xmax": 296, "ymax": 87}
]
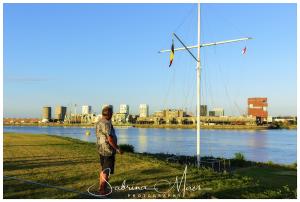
[
  {"xmin": 232, "ymin": 152, "xmax": 247, "ymax": 167},
  {"xmin": 119, "ymin": 144, "xmax": 134, "ymax": 153},
  {"xmin": 234, "ymin": 152, "xmax": 245, "ymax": 161}
]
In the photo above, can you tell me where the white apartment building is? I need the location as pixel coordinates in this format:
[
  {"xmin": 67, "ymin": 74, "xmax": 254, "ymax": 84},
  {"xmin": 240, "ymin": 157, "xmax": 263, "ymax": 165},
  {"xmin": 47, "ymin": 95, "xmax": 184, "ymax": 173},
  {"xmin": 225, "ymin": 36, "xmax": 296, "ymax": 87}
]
[
  {"xmin": 82, "ymin": 105, "xmax": 92, "ymax": 115},
  {"xmin": 139, "ymin": 104, "xmax": 149, "ymax": 118},
  {"xmin": 119, "ymin": 104, "xmax": 129, "ymax": 115}
]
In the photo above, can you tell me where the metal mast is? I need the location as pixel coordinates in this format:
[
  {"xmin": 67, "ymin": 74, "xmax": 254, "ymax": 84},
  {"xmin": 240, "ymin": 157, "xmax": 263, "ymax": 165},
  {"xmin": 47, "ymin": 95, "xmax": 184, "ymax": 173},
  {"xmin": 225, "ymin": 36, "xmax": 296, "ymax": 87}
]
[
  {"xmin": 196, "ymin": 2, "xmax": 201, "ymax": 168},
  {"xmin": 158, "ymin": 3, "xmax": 252, "ymax": 168}
]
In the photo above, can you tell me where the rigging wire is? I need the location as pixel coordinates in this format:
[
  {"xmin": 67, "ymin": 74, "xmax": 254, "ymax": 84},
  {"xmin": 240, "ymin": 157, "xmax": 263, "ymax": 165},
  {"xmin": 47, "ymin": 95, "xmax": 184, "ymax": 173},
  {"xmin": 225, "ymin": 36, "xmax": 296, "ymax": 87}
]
[
  {"xmin": 163, "ymin": 4, "xmax": 196, "ymax": 113},
  {"xmin": 162, "ymin": 65, "xmax": 176, "ymax": 110},
  {"xmin": 188, "ymin": 71, "xmax": 196, "ymax": 116},
  {"xmin": 181, "ymin": 10, "xmax": 196, "ymax": 112},
  {"xmin": 201, "ymin": 4, "xmax": 248, "ymax": 117},
  {"xmin": 212, "ymin": 5, "xmax": 246, "ymax": 38},
  {"xmin": 200, "ymin": 6, "xmax": 216, "ymax": 110},
  {"xmin": 211, "ymin": 5, "xmax": 248, "ymax": 116},
  {"xmin": 203, "ymin": 55, "xmax": 209, "ymax": 114},
  {"xmin": 186, "ymin": 23, "xmax": 197, "ymax": 116},
  {"xmin": 213, "ymin": 45, "xmax": 245, "ymax": 116},
  {"xmin": 173, "ymin": 4, "xmax": 196, "ymax": 33},
  {"xmin": 216, "ymin": 62, "xmax": 235, "ymax": 116}
]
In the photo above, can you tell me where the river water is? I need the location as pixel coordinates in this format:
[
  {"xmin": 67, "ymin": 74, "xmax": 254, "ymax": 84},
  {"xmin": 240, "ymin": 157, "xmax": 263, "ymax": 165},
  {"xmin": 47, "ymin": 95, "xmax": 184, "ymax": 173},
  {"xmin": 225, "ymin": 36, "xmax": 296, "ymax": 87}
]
[{"xmin": 4, "ymin": 126, "xmax": 297, "ymax": 164}]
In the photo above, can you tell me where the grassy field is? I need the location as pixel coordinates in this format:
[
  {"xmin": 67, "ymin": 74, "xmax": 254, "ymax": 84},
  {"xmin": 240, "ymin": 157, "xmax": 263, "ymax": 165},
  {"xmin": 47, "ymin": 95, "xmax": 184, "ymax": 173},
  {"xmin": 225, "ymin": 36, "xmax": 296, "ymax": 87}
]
[{"xmin": 3, "ymin": 133, "xmax": 297, "ymax": 199}]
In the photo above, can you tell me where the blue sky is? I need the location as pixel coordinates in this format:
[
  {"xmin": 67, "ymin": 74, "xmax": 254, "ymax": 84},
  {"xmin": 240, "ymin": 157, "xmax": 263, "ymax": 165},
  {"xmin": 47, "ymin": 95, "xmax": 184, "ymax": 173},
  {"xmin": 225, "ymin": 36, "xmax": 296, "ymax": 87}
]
[{"xmin": 4, "ymin": 3, "xmax": 297, "ymax": 118}]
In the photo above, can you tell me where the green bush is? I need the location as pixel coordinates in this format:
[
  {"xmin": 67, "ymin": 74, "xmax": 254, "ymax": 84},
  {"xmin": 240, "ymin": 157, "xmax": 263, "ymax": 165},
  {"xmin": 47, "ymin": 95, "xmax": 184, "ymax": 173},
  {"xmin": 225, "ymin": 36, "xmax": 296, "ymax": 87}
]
[
  {"xmin": 234, "ymin": 152, "xmax": 245, "ymax": 161},
  {"xmin": 119, "ymin": 144, "xmax": 134, "ymax": 153}
]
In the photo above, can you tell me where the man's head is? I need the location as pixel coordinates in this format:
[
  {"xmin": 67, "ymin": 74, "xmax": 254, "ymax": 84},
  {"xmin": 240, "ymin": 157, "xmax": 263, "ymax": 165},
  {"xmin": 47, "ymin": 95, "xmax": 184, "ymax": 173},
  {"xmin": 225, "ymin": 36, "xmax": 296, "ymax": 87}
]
[{"xmin": 102, "ymin": 105, "xmax": 113, "ymax": 120}]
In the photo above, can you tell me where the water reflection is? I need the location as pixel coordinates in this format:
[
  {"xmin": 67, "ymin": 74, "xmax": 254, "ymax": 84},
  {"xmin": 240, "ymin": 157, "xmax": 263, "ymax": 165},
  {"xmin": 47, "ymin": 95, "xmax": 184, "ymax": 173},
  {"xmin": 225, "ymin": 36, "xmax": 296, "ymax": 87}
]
[
  {"xmin": 117, "ymin": 128, "xmax": 129, "ymax": 145},
  {"xmin": 247, "ymin": 131, "xmax": 268, "ymax": 162},
  {"xmin": 137, "ymin": 128, "xmax": 148, "ymax": 151}
]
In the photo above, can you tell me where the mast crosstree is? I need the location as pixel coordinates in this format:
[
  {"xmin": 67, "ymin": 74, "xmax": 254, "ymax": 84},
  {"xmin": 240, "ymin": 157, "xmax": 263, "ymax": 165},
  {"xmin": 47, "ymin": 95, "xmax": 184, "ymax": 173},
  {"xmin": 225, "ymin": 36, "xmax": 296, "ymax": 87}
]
[{"xmin": 158, "ymin": 3, "xmax": 253, "ymax": 168}]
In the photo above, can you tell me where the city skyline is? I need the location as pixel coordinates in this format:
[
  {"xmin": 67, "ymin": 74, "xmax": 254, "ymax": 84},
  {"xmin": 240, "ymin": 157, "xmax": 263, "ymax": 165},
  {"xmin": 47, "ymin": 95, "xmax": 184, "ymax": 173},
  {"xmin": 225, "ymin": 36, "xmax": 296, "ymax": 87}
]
[
  {"xmin": 7, "ymin": 99, "xmax": 290, "ymax": 119},
  {"xmin": 4, "ymin": 3, "xmax": 297, "ymax": 118}
]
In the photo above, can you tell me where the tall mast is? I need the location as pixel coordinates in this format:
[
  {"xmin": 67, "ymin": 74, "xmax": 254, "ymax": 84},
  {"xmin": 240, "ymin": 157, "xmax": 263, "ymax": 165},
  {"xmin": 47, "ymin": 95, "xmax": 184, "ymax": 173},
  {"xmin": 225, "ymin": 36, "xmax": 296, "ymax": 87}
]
[
  {"xmin": 196, "ymin": 2, "xmax": 201, "ymax": 168},
  {"xmin": 158, "ymin": 3, "xmax": 252, "ymax": 169}
]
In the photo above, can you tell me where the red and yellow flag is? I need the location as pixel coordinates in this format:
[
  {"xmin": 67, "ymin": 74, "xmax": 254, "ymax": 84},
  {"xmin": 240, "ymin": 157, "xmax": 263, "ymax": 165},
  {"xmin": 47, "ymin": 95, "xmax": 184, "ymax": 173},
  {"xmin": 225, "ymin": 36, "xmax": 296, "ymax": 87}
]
[{"xmin": 169, "ymin": 40, "xmax": 174, "ymax": 67}]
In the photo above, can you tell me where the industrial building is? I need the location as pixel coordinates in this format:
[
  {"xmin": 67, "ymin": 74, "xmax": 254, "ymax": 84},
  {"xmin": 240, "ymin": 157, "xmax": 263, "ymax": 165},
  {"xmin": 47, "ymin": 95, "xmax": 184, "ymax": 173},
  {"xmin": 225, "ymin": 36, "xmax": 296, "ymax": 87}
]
[
  {"xmin": 248, "ymin": 97, "xmax": 268, "ymax": 123},
  {"xmin": 135, "ymin": 106, "xmax": 258, "ymax": 125},
  {"xmin": 82, "ymin": 105, "xmax": 92, "ymax": 115},
  {"xmin": 55, "ymin": 106, "xmax": 67, "ymax": 122},
  {"xmin": 153, "ymin": 110, "xmax": 166, "ymax": 118},
  {"xmin": 273, "ymin": 116, "xmax": 297, "ymax": 124},
  {"xmin": 42, "ymin": 106, "xmax": 51, "ymax": 122},
  {"xmin": 165, "ymin": 109, "xmax": 185, "ymax": 118},
  {"xmin": 145, "ymin": 109, "xmax": 186, "ymax": 124},
  {"xmin": 137, "ymin": 111, "xmax": 256, "ymax": 125},
  {"xmin": 139, "ymin": 104, "xmax": 149, "ymax": 118},
  {"xmin": 209, "ymin": 108, "xmax": 224, "ymax": 117}
]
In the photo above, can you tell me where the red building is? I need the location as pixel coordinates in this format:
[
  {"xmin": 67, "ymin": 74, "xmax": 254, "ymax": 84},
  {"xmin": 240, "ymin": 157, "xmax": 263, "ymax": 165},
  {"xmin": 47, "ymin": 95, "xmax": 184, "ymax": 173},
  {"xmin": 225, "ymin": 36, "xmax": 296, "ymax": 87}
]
[{"xmin": 248, "ymin": 97, "xmax": 268, "ymax": 123}]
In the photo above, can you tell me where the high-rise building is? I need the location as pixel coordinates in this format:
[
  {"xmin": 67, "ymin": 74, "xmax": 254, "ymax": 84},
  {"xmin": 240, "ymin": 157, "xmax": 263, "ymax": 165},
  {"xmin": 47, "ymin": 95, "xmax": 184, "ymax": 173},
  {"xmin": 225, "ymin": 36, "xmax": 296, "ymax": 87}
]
[
  {"xmin": 248, "ymin": 97, "xmax": 268, "ymax": 122},
  {"xmin": 200, "ymin": 105, "xmax": 207, "ymax": 116},
  {"xmin": 119, "ymin": 104, "xmax": 129, "ymax": 115},
  {"xmin": 82, "ymin": 105, "xmax": 92, "ymax": 115},
  {"xmin": 55, "ymin": 106, "xmax": 67, "ymax": 121},
  {"xmin": 139, "ymin": 104, "xmax": 149, "ymax": 118},
  {"xmin": 42, "ymin": 106, "xmax": 51, "ymax": 122}
]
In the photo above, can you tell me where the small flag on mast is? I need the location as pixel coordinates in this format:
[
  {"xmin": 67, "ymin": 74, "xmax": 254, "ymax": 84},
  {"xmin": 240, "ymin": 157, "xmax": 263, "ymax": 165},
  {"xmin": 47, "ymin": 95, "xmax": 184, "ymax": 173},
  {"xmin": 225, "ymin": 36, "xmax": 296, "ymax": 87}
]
[
  {"xmin": 169, "ymin": 40, "xmax": 175, "ymax": 67},
  {"xmin": 242, "ymin": 46, "xmax": 247, "ymax": 55}
]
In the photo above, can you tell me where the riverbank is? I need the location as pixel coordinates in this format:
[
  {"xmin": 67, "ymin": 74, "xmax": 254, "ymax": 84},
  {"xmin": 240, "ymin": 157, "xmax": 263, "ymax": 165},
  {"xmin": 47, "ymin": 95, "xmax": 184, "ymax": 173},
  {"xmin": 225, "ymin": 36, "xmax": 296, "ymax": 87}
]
[
  {"xmin": 5, "ymin": 123, "xmax": 296, "ymax": 130},
  {"xmin": 4, "ymin": 133, "xmax": 296, "ymax": 199}
]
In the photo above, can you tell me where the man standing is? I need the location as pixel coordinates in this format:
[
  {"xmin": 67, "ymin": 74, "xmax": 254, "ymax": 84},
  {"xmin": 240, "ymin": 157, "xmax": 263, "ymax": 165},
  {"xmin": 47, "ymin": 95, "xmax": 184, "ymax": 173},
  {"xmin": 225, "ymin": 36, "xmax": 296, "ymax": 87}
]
[{"xmin": 95, "ymin": 105, "xmax": 122, "ymax": 195}]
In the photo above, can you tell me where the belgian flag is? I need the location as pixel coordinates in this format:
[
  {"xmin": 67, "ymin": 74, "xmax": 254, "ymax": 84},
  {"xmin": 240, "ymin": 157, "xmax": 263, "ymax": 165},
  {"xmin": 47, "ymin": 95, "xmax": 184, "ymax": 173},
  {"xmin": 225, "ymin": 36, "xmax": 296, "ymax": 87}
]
[{"xmin": 169, "ymin": 40, "xmax": 175, "ymax": 67}]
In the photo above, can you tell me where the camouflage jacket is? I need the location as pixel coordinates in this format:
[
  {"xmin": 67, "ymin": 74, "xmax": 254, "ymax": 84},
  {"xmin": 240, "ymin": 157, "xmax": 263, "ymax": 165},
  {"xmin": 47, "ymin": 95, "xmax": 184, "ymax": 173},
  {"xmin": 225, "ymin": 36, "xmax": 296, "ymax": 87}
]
[{"xmin": 95, "ymin": 118, "xmax": 117, "ymax": 156}]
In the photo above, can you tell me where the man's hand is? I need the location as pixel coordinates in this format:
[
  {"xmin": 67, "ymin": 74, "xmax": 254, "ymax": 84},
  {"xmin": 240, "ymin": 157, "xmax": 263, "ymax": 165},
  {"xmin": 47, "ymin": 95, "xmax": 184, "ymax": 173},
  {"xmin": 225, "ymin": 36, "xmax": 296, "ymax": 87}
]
[
  {"xmin": 108, "ymin": 136, "xmax": 123, "ymax": 155},
  {"xmin": 117, "ymin": 148, "xmax": 124, "ymax": 155}
]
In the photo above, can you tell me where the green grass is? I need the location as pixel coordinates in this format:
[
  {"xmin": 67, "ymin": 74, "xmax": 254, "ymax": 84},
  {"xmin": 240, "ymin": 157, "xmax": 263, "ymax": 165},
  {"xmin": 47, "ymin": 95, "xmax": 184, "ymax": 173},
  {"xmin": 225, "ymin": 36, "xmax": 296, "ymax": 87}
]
[{"xmin": 3, "ymin": 133, "xmax": 297, "ymax": 199}]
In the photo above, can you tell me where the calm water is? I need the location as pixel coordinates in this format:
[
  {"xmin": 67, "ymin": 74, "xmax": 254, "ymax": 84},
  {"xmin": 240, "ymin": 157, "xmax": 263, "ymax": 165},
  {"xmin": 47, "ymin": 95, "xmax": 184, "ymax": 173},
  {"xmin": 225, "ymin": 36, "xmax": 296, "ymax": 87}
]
[{"xmin": 4, "ymin": 126, "xmax": 297, "ymax": 164}]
